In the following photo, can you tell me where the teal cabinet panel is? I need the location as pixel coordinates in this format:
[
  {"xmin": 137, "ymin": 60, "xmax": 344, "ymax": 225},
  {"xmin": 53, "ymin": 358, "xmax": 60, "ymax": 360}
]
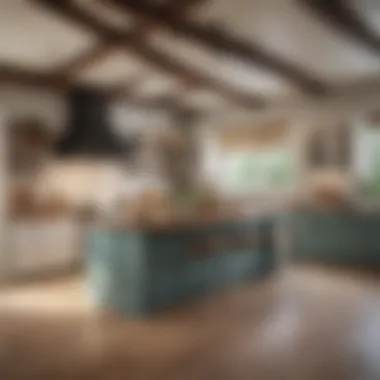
[
  {"xmin": 86, "ymin": 218, "xmax": 276, "ymax": 316},
  {"xmin": 292, "ymin": 211, "xmax": 380, "ymax": 266},
  {"xmin": 85, "ymin": 230, "xmax": 116, "ymax": 307},
  {"xmin": 256, "ymin": 252, "xmax": 274, "ymax": 276},
  {"xmin": 209, "ymin": 254, "xmax": 229, "ymax": 290},
  {"xmin": 196, "ymin": 255, "xmax": 218, "ymax": 291},
  {"xmin": 112, "ymin": 232, "xmax": 146, "ymax": 313},
  {"xmin": 148, "ymin": 267, "xmax": 186, "ymax": 311},
  {"xmin": 85, "ymin": 229, "xmax": 148, "ymax": 315}
]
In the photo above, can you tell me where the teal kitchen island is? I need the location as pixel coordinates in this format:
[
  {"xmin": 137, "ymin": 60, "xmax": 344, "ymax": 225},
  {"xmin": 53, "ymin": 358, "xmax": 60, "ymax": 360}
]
[
  {"xmin": 291, "ymin": 209, "xmax": 380, "ymax": 267},
  {"xmin": 85, "ymin": 215, "xmax": 276, "ymax": 316}
]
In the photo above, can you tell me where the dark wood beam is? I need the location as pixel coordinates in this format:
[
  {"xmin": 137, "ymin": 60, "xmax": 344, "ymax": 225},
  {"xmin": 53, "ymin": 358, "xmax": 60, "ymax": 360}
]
[
  {"xmin": 0, "ymin": 64, "xmax": 134, "ymax": 102},
  {"xmin": 0, "ymin": 64, "xmax": 190, "ymax": 116},
  {"xmin": 117, "ymin": 94, "xmax": 192, "ymax": 115},
  {"xmin": 54, "ymin": 0, "xmax": 206, "ymax": 80},
  {"xmin": 0, "ymin": 63, "xmax": 183, "ymax": 113},
  {"xmin": 0, "ymin": 64, "xmax": 67, "ymax": 90},
  {"xmin": 53, "ymin": 20, "xmax": 148, "ymax": 80},
  {"xmin": 54, "ymin": 43, "xmax": 116, "ymax": 79},
  {"xmin": 33, "ymin": 0, "xmax": 263, "ymax": 109},
  {"xmin": 155, "ymin": 0, "xmax": 207, "ymax": 13},
  {"xmin": 300, "ymin": 0, "xmax": 380, "ymax": 55},
  {"xmin": 112, "ymin": 75, "xmax": 143, "ymax": 100},
  {"xmin": 133, "ymin": 95, "xmax": 180, "ymax": 109},
  {"xmin": 109, "ymin": 0, "xmax": 328, "ymax": 95}
]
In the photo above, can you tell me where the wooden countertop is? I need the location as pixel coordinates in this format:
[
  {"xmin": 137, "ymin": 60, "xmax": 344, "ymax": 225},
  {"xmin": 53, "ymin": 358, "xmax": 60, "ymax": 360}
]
[
  {"xmin": 9, "ymin": 214, "xmax": 77, "ymax": 223},
  {"xmin": 91, "ymin": 201, "xmax": 288, "ymax": 232}
]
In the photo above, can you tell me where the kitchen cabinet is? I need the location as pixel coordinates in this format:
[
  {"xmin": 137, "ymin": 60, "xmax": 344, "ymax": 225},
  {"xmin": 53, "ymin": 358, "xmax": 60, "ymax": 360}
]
[
  {"xmin": 6, "ymin": 218, "xmax": 80, "ymax": 278},
  {"xmin": 85, "ymin": 216, "xmax": 276, "ymax": 316}
]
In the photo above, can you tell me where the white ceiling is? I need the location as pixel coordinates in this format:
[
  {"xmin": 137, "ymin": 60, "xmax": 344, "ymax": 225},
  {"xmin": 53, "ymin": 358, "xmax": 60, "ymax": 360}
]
[
  {"xmin": 79, "ymin": 51, "xmax": 143, "ymax": 86},
  {"xmin": 1, "ymin": 0, "xmax": 380, "ymax": 113},
  {"xmin": 0, "ymin": 0, "xmax": 95, "ymax": 70},
  {"xmin": 149, "ymin": 30, "xmax": 298, "ymax": 99},
  {"xmin": 190, "ymin": 0, "xmax": 380, "ymax": 83}
]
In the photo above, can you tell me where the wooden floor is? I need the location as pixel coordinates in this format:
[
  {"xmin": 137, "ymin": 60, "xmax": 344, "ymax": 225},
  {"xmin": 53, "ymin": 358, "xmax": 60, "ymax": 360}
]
[{"xmin": 1, "ymin": 267, "xmax": 380, "ymax": 379}]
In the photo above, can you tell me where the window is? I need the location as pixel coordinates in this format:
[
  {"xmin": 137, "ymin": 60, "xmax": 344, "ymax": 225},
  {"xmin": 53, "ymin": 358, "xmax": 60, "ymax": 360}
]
[
  {"xmin": 222, "ymin": 148, "xmax": 295, "ymax": 195},
  {"xmin": 353, "ymin": 118, "xmax": 380, "ymax": 199}
]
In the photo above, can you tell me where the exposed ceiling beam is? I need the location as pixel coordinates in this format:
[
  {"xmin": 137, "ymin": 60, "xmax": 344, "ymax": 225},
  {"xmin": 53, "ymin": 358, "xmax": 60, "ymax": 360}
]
[
  {"xmin": 0, "ymin": 64, "xmax": 67, "ymax": 90},
  {"xmin": 0, "ymin": 63, "xmax": 188, "ymax": 114},
  {"xmin": 54, "ymin": 0, "xmax": 202, "ymax": 80},
  {"xmin": 112, "ymin": 75, "xmax": 144, "ymax": 100},
  {"xmin": 0, "ymin": 64, "xmax": 137, "ymax": 101},
  {"xmin": 54, "ymin": 43, "xmax": 116, "ymax": 79},
  {"xmin": 108, "ymin": 0, "xmax": 328, "ymax": 95},
  {"xmin": 0, "ymin": 64, "xmax": 192, "ymax": 117},
  {"xmin": 132, "ymin": 95, "xmax": 180, "ymax": 109},
  {"xmin": 120, "ymin": 93, "xmax": 202, "ymax": 116},
  {"xmin": 54, "ymin": 23, "xmax": 153, "ymax": 83},
  {"xmin": 172, "ymin": 0, "xmax": 207, "ymax": 7},
  {"xmin": 155, "ymin": 0, "xmax": 208, "ymax": 13},
  {"xmin": 33, "ymin": 0, "xmax": 261, "ymax": 109},
  {"xmin": 300, "ymin": 0, "xmax": 380, "ymax": 55}
]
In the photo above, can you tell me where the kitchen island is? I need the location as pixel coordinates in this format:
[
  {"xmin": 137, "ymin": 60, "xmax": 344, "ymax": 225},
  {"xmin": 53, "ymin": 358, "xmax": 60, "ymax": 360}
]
[
  {"xmin": 85, "ymin": 213, "xmax": 277, "ymax": 316},
  {"xmin": 291, "ymin": 209, "xmax": 380, "ymax": 267}
]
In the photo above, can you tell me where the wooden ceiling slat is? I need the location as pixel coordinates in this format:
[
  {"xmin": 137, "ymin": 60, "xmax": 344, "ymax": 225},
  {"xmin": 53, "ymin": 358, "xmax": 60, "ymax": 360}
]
[
  {"xmin": 33, "ymin": 0, "xmax": 263, "ymax": 109},
  {"xmin": 301, "ymin": 0, "xmax": 380, "ymax": 55},
  {"xmin": 0, "ymin": 63, "xmax": 185, "ymax": 112},
  {"xmin": 121, "ymin": 94, "xmax": 201, "ymax": 114},
  {"xmin": 0, "ymin": 64, "xmax": 66, "ymax": 90},
  {"xmin": 159, "ymin": 0, "xmax": 207, "ymax": 13},
  {"xmin": 54, "ymin": 43, "xmax": 117, "ymax": 79},
  {"xmin": 112, "ymin": 75, "xmax": 144, "ymax": 99},
  {"xmin": 133, "ymin": 95, "xmax": 179, "ymax": 109},
  {"xmin": 109, "ymin": 0, "xmax": 328, "ymax": 95},
  {"xmin": 54, "ymin": 0, "xmax": 195, "ymax": 80},
  {"xmin": 0, "ymin": 63, "xmax": 138, "ymax": 102}
]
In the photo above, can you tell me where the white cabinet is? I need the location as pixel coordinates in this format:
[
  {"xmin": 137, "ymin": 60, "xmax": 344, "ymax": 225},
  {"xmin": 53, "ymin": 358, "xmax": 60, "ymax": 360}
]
[{"xmin": 7, "ymin": 219, "xmax": 80, "ymax": 277}]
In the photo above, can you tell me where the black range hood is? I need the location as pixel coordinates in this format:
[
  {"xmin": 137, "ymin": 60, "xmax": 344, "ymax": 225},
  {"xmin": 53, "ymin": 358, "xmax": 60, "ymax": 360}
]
[{"xmin": 57, "ymin": 87, "xmax": 134, "ymax": 158}]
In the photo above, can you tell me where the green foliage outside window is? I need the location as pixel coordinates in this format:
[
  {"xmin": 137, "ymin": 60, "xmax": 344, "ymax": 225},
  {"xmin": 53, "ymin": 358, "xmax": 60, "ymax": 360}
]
[{"xmin": 226, "ymin": 149, "xmax": 294, "ymax": 192}]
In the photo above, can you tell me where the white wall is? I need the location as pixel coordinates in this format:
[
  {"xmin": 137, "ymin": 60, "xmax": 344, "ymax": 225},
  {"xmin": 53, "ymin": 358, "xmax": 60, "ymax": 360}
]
[{"xmin": 0, "ymin": 84, "xmax": 66, "ymax": 134}]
